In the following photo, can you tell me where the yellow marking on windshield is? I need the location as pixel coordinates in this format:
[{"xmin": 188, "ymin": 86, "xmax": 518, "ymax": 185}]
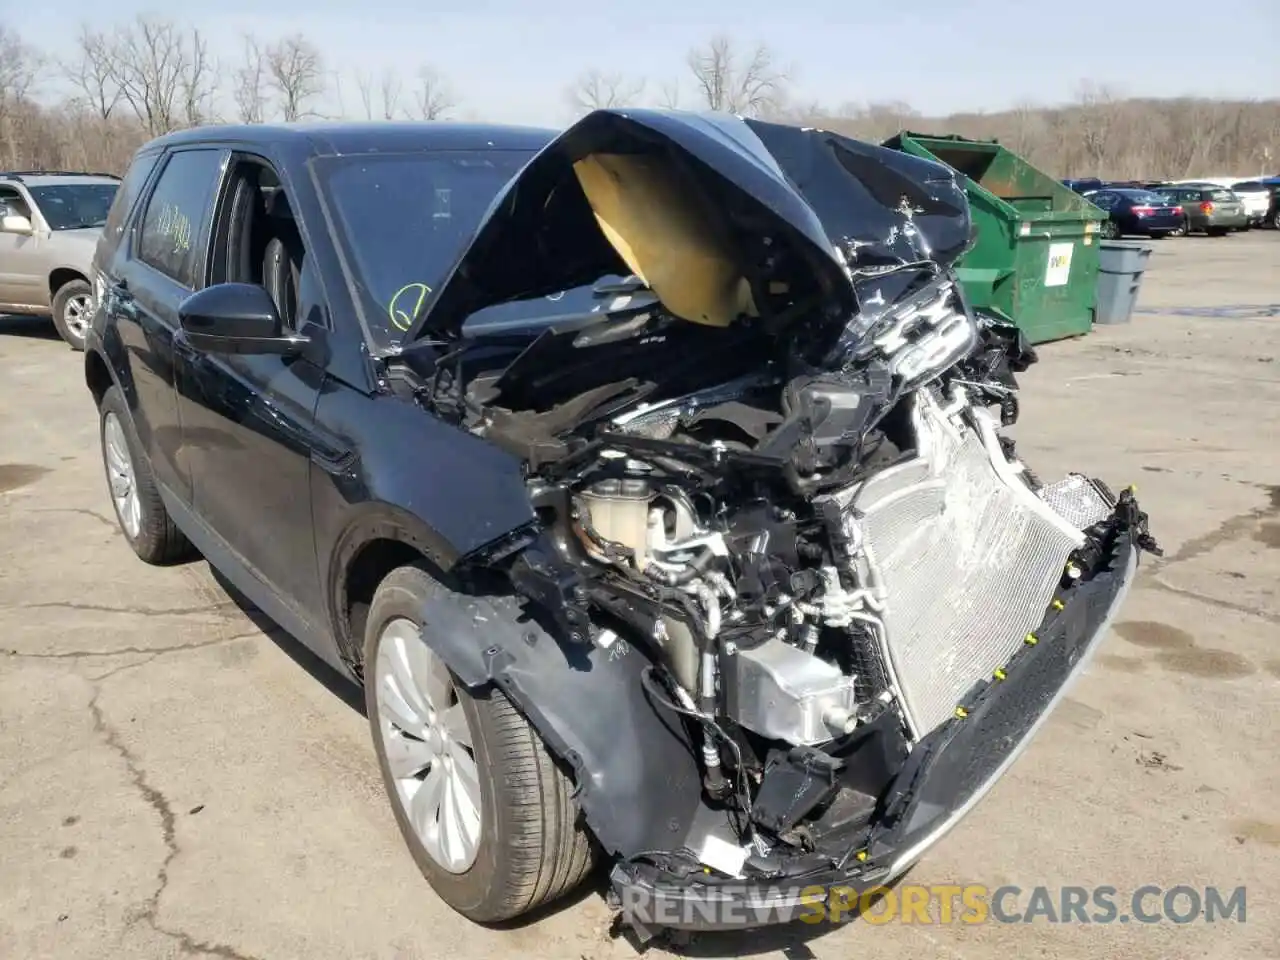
[{"xmin": 389, "ymin": 282, "xmax": 431, "ymax": 332}]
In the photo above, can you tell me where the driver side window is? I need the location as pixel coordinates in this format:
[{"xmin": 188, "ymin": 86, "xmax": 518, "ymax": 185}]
[
  {"xmin": 208, "ymin": 157, "xmax": 310, "ymax": 331},
  {"xmin": 0, "ymin": 186, "xmax": 32, "ymax": 220}
]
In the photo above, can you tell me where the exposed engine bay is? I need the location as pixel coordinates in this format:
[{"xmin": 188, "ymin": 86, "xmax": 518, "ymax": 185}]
[{"xmin": 392, "ymin": 109, "xmax": 1160, "ymax": 907}]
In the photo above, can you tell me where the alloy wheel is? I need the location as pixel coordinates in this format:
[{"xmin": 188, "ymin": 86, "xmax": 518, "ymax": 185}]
[
  {"xmin": 373, "ymin": 618, "xmax": 482, "ymax": 873},
  {"xmin": 62, "ymin": 293, "xmax": 94, "ymax": 340},
  {"xmin": 102, "ymin": 412, "xmax": 141, "ymax": 539}
]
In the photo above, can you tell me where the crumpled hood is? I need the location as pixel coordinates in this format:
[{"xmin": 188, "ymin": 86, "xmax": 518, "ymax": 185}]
[{"xmin": 406, "ymin": 109, "xmax": 972, "ymax": 342}]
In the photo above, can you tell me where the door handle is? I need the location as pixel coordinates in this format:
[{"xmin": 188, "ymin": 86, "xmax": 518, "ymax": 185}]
[{"xmin": 110, "ymin": 281, "xmax": 138, "ymax": 318}]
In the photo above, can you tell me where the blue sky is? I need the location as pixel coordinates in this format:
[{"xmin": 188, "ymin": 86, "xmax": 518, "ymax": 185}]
[{"xmin": 14, "ymin": 0, "xmax": 1280, "ymax": 126}]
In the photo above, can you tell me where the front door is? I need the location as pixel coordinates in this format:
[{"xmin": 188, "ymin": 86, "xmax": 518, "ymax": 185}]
[
  {"xmin": 0, "ymin": 186, "xmax": 46, "ymax": 310},
  {"xmin": 175, "ymin": 153, "xmax": 329, "ymax": 622}
]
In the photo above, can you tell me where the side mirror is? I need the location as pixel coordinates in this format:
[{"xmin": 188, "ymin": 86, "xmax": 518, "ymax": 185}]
[
  {"xmin": 178, "ymin": 283, "xmax": 310, "ymax": 356},
  {"xmin": 1, "ymin": 209, "xmax": 34, "ymax": 236}
]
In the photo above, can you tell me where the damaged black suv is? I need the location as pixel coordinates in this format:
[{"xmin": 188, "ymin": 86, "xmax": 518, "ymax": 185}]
[{"xmin": 84, "ymin": 110, "xmax": 1158, "ymax": 936}]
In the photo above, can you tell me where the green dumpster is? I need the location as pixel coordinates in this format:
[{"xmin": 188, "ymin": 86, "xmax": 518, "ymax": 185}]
[{"xmin": 883, "ymin": 132, "xmax": 1107, "ymax": 344}]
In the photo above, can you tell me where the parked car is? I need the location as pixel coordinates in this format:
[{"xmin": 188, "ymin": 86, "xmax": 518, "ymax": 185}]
[
  {"xmin": 1149, "ymin": 185, "xmax": 1249, "ymax": 235},
  {"xmin": 1262, "ymin": 179, "xmax": 1280, "ymax": 229},
  {"xmin": 1063, "ymin": 177, "xmax": 1104, "ymax": 194},
  {"xmin": 0, "ymin": 171, "xmax": 121, "ymax": 349},
  {"xmin": 84, "ymin": 114, "xmax": 1158, "ymax": 937},
  {"xmin": 1082, "ymin": 187, "xmax": 1186, "ymax": 238},
  {"xmin": 1226, "ymin": 180, "xmax": 1274, "ymax": 226}
]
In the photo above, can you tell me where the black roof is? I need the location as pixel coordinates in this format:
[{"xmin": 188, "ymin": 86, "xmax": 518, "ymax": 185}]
[{"xmin": 145, "ymin": 121, "xmax": 559, "ymax": 157}]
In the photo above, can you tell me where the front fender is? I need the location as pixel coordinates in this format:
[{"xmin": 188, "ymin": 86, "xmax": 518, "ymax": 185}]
[{"xmin": 419, "ymin": 586, "xmax": 706, "ymax": 859}]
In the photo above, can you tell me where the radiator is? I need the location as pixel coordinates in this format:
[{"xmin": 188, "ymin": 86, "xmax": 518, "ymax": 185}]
[{"xmin": 846, "ymin": 394, "xmax": 1111, "ymax": 737}]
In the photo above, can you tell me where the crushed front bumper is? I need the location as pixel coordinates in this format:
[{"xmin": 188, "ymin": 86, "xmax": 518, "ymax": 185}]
[{"xmin": 611, "ymin": 529, "xmax": 1141, "ymax": 934}]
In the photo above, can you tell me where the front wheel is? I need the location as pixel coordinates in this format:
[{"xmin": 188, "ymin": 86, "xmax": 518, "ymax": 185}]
[
  {"xmin": 364, "ymin": 565, "xmax": 596, "ymax": 922},
  {"xmin": 51, "ymin": 278, "xmax": 94, "ymax": 351}
]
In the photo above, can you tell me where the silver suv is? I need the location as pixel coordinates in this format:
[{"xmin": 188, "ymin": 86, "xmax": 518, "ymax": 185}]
[{"xmin": 0, "ymin": 171, "xmax": 121, "ymax": 349}]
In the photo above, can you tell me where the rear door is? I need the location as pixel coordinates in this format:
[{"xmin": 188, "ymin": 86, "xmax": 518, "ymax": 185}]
[{"xmin": 104, "ymin": 147, "xmax": 228, "ymax": 505}]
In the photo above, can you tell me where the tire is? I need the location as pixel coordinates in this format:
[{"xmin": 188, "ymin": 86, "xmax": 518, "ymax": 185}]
[
  {"xmin": 1207, "ymin": 227, "xmax": 1227, "ymax": 237},
  {"xmin": 364, "ymin": 565, "xmax": 595, "ymax": 923},
  {"xmin": 98, "ymin": 385, "xmax": 195, "ymax": 564},
  {"xmin": 1171, "ymin": 219, "xmax": 1188, "ymax": 237},
  {"xmin": 1271, "ymin": 210, "xmax": 1280, "ymax": 231},
  {"xmin": 1100, "ymin": 220, "xmax": 1120, "ymax": 239},
  {"xmin": 51, "ymin": 278, "xmax": 94, "ymax": 351}
]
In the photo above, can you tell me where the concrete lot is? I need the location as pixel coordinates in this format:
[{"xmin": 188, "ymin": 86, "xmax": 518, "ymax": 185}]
[{"xmin": 1, "ymin": 231, "xmax": 1278, "ymax": 960}]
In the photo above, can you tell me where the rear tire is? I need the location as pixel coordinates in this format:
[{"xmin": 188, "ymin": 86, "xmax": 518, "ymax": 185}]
[
  {"xmin": 98, "ymin": 385, "xmax": 196, "ymax": 565},
  {"xmin": 1100, "ymin": 220, "xmax": 1120, "ymax": 239},
  {"xmin": 51, "ymin": 278, "xmax": 93, "ymax": 351},
  {"xmin": 1207, "ymin": 227, "xmax": 1227, "ymax": 237},
  {"xmin": 364, "ymin": 565, "xmax": 596, "ymax": 923}
]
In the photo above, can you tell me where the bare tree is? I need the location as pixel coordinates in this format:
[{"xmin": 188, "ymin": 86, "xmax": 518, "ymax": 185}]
[
  {"xmin": 103, "ymin": 16, "xmax": 212, "ymax": 136},
  {"xmin": 567, "ymin": 69, "xmax": 646, "ymax": 113},
  {"xmin": 1076, "ymin": 81, "xmax": 1122, "ymax": 170},
  {"xmin": 178, "ymin": 28, "xmax": 216, "ymax": 126},
  {"xmin": 0, "ymin": 27, "xmax": 44, "ymax": 167},
  {"xmin": 355, "ymin": 70, "xmax": 377, "ymax": 120},
  {"xmin": 657, "ymin": 78, "xmax": 682, "ymax": 110},
  {"xmin": 0, "ymin": 26, "xmax": 43, "ymax": 105},
  {"xmin": 686, "ymin": 35, "xmax": 788, "ymax": 116},
  {"xmin": 410, "ymin": 66, "xmax": 455, "ymax": 120},
  {"xmin": 61, "ymin": 27, "xmax": 121, "ymax": 120},
  {"xmin": 233, "ymin": 35, "xmax": 269, "ymax": 123},
  {"xmin": 265, "ymin": 34, "xmax": 325, "ymax": 122},
  {"xmin": 355, "ymin": 68, "xmax": 403, "ymax": 120}
]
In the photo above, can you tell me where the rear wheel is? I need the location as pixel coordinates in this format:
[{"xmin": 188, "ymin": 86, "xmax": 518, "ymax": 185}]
[
  {"xmin": 51, "ymin": 278, "xmax": 93, "ymax": 351},
  {"xmin": 1171, "ymin": 219, "xmax": 1188, "ymax": 237},
  {"xmin": 1207, "ymin": 227, "xmax": 1228, "ymax": 237},
  {"xmin": 97, "ymin": 386, "xmax": 195, "ymax": 564},
  {"xmin": 364, "ymin": 565, "xmax": 595, "ymax": 922},
  {"xmin": 1100, "ymin": 220, "xmax": 1120, "ymax": 239}
]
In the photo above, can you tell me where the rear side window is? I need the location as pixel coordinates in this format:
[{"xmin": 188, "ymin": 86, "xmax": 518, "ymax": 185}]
[
  {"xmin": 1209, "ymin": 189, "xmax": 1234, "ymax": 201},
  {"xmin": 102, "ymin": 154, "xmax": 160, "ymax": 247},
  {"xmin": 136, "ymin": 149, "xmax": 225, "ymax": 288}
]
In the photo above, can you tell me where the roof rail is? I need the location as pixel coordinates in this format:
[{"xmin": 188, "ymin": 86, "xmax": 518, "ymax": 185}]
[{"xmin": 0, "ymin": 170, "xmax": 122, "ymax": 180}]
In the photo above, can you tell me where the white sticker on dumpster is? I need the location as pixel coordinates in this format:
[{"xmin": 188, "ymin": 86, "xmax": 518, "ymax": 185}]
[{"xmin": 1045, "ymin": 242, "xmax": 1074, "ymax": 287}]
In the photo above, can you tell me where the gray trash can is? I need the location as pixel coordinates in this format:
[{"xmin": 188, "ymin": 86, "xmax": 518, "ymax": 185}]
[{"xmin": 1094, "ymin": 241, "xmax": 1153, "ymax": 325}]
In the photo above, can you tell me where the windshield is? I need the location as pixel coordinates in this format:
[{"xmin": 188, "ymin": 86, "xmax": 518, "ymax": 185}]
[
  {"xmin": 27, "ymin": 183, "xmax": 118, "ymax": 231},
  {"xmin": 313, "ymin": 150, "xmax": 535, "ymax": 349}
]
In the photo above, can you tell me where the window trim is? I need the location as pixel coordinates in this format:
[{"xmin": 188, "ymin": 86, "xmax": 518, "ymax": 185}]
[
  {"xmin": 103, "ymin": 151, "xmax": 162, "ymax": 250},
  {"xmin": 205, "ymin": 149, "xmax": 331, "ymax": 333},
  {"xmin": 130, "ymin": 146, "xmax": 230, "ymax": 291}
]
